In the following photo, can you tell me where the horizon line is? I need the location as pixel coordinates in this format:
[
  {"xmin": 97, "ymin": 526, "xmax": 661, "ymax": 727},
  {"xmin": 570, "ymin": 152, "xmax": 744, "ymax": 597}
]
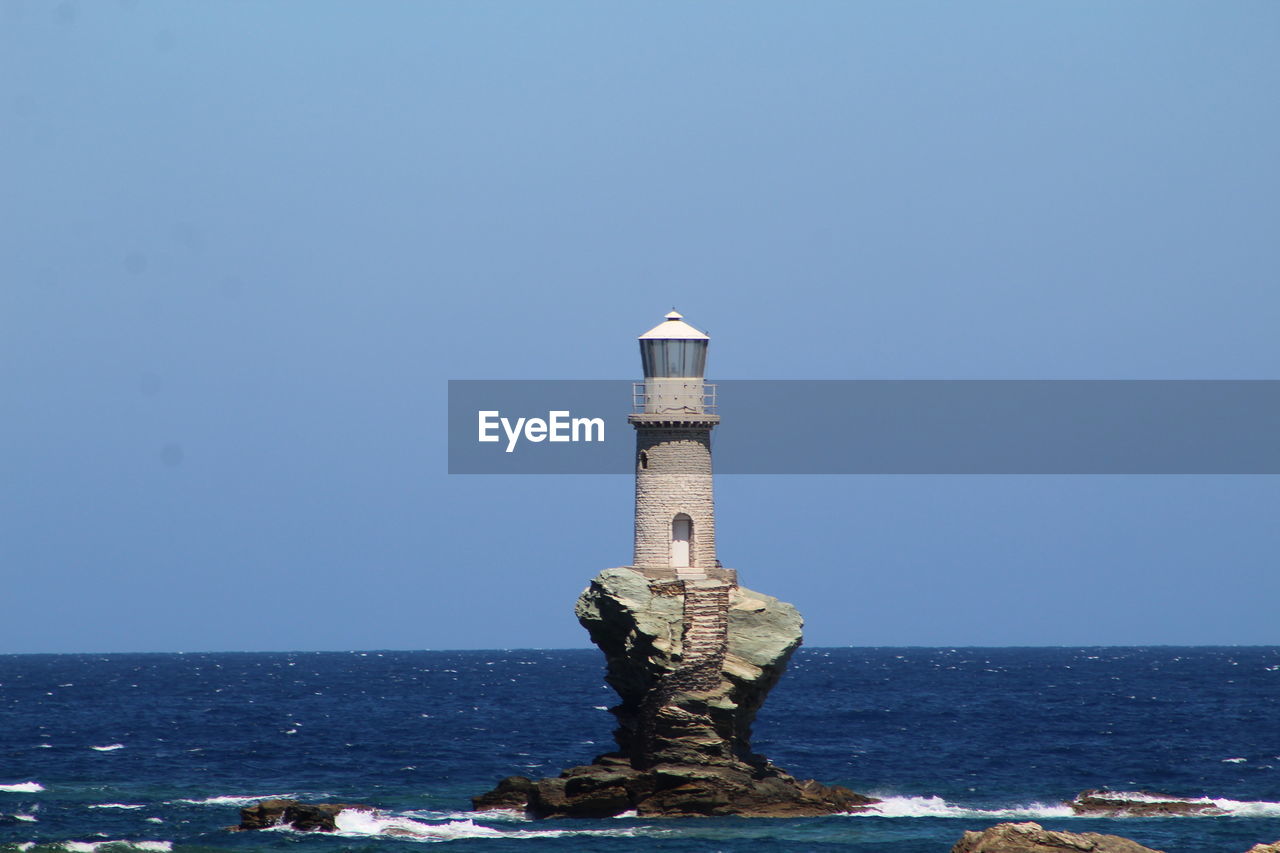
[{"xmin": 4, "ymin": 643, "xmax": 1279, "ymax": 657}]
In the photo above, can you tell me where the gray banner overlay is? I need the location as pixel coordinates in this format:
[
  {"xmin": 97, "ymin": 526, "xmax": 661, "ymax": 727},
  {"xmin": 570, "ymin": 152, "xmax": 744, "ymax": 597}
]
[{"xmin": 448, "ymin": 380, "xmax": 1280, "ymax": 474}]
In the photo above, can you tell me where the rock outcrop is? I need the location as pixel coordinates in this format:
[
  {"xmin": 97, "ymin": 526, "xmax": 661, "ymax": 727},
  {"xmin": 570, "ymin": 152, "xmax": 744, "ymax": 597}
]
[
  {"xmin": 1246, "ymin": 844, "xmax": 1280, "ymax": 853},
  {"xmin": 232, "ymin": 799, "xmax": 370, "ymax": 832},
  {"xmin": 1067, "ymin": 790, "xmax": 1224, "ymax": 817},
  {"xmin": 951, "ymin": 822, "xmax": 1165, "ymax": 853},
  {"xmin": 474, "ymin": 567, "xmax": 875, "ymax": 818}
]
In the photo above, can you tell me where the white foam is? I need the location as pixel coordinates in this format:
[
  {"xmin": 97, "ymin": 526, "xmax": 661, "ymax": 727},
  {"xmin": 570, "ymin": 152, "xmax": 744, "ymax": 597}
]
[
  {"xmin": 0, "ymin": 782, "xmax": 44, "ymax": 793},
  {"xmin": 330, "ymin": 809, "xmax": 649, "ymax": 841},
  {"xmin": 1224, "ymin": 757, "xmax": 1248, "ymax": 763},
  {"xmin": 1084, "ymin": 791, "xmax": 1207, "ymax": 805},
  {"xmin": 1108, "ymin": 791, "xmax": 1244, "ymax": 807},
  {"xmin": 14, "ymin": 813, "xmax": 37, "ymax": 822},
  {"xmin": 335, "ymin": 810, "xmax": 503, "ymax": 839},
  {"xmin": 90, "ymin": 744, "xmax": 125, "ymax": 752},
  {"xmin": 1209, "ymin": 798, "xmax": 1280, "ymax": 817},
  {"xmin": 88, "ymin": 804, "xmax": 146, "ymax": 810},
  {"xmin": 170, "ymin": 793, "xmax": 301, "ymax": 806},
  {"xmin": 849, "ymin": 792, "xmax": 1280, "ymax": 820},
  {"xmin": 855, "ymin": 795, "xmax": 1075, "ymax": 820},
  {"xmin": 60, "ymin": 843, "xmax": 173, "ymax": 852}
]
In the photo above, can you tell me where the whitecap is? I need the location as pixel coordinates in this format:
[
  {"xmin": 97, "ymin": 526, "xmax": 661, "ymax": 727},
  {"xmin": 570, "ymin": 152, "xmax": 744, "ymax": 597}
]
[
  {"xmin": 334, "ymin": 810, "xmax": 503, "ymax": 839},
  {"xmin": 852, "ymin": 795, "xmax": 1074, "ymax": 820},
  {"xmin": 1069, "ymin": 791, "xmax": 1280, "ymax": 817},
  {"xmin": 1224, "ymin": 757, "xmax": 1248, "ymax": 763},
  {"xmin": 1085, "ymin": 791, "xmax": 1204, "ymax": 805},
  {"xmin": 14, "ymin": 813, "xmax": 36, "ymax": 822},
  {"xmin": 1210, "ymin": 798, "xmax": 1280, "ymax": 817},
  {"xmin": 170, "ymin": 793, "xmax": 301, "ymax": 806},
  {"xmin": 61, "ymin": 843, "xmax": 173, "ymax": 852},
  {"xmin": 88, "ymin": 804, "xmax": 146, "ymax": 810},
  {"xmin": 847, "ymin": 792, "xmax": 1280, "ymax": 820},
  {"xmin": 0, "ymin": 782, "xmax": 44, "ymax": 793},
  {"xmin": 91, "ymin": 744, "xmax": 125, "ymax": 752},
  {"xmin": 329, "ymin": 808, "xmax": 651, "ymax": 841}
]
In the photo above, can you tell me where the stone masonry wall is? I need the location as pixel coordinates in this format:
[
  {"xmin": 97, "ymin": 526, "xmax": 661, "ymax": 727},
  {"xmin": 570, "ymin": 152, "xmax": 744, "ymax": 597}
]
[{"xmin": 633, "ymin": 426, "xmax": 716, "ymax": 569}]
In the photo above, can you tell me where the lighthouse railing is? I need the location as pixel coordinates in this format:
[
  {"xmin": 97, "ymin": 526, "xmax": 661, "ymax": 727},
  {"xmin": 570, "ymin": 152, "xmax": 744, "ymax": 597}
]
[{"xmin": 632, "ymin": 381, "xmax": 717, "ymax": 415}]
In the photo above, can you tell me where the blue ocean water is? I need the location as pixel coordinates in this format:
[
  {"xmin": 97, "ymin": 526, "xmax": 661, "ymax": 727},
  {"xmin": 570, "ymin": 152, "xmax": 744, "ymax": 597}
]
[{"xmin": 2, "ymin": 647, "xmax": 1279, "ymax": 852}]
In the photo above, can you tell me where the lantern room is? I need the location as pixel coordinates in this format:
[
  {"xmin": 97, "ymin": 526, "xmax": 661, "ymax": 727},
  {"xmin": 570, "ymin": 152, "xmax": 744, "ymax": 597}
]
[{"xmin": 638, "ymin": 311, "xmax": 709, "ymax": 378}]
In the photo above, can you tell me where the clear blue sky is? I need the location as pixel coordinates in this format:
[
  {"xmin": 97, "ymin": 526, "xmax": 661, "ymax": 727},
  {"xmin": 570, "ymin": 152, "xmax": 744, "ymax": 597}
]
[{"xmin": 3, "ymin": 1, "xmax": 1278, "ymax": 652}]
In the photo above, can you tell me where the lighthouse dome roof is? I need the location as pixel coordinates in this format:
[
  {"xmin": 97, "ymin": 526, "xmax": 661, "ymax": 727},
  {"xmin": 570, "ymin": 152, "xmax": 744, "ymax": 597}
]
[{"xmin": 638, "ymin": 310, "xmax": 709, "ymax": 341}]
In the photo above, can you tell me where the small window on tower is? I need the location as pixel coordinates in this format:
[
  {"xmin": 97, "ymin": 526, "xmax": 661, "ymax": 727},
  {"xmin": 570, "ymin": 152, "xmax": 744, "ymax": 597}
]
[{"xmin": 638, "ymin": 451, "xmax": 648, "ymax": 470}]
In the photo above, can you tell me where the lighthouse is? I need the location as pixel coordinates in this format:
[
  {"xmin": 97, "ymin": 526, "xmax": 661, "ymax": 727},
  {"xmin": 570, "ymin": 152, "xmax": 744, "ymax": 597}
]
[
  {"xmin": 629, "ymin": 311, "xmax": 736, "ymax": 586},
  {"xmin": 475, "ymin": 311, "xmax": 859, "ymax": 815}
]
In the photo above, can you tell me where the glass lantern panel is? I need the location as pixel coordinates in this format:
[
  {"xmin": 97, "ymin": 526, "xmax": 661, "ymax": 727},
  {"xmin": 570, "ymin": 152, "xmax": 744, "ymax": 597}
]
[{"xmin": 639, "ymin": 339, "xmax": 707, "ymax": 377}]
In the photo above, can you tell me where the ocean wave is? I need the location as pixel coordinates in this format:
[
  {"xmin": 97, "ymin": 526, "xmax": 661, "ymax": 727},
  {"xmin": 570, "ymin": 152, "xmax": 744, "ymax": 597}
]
[
  {"xmin": 169, "ymin": 793, "xmax": 302, "ymax": 806},
  {"xmin": 13, "ymin": 814, "xmax": 37, "ymax": 822},
  {"xmin": 853, "ymin": 795, "xmax": 1075, "ymax": 819},
  {"xmin": 847, "ymin": 793, "xmax": 1280, "ymax": 819},
  {"xmin": 327, "ymin": 809, "xmax": 652, "ymax": 842},
  {"xmin": 89, "ymin": 745, "xmax": 124, "ymax": 753},
  {"xmin": 333, "ymin": 811, "xmax": 503, "ymax": 839},
  {"xmin": 60, "ymin": 843, "xmax": 172, "ymax": 852},
  {"xmin": 5, "ymin": 843, "xmax": 174, "ymax": 853},
  {"xmin": 87, "ymin": 804, "xmax": 145, "ymax": 810},
  {"xmin": 1080, "ymin": 791, "xmax": 1280, "ymax": 817},
  {"xmin": 0, "ymin": 783, "xmax": 44, "ymax": 793},
  {"xmin": 1220, "ymin": 799, "xmax": 1280, "ymax": 817}
]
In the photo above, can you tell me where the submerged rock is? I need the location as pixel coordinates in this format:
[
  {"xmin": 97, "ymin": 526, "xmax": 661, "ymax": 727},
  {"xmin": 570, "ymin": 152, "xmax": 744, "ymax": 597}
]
[
  {"xmin": 232, "ymin": 799, "xmax": 371, "ymax": 832},
  {"xmin": 474, "ymin": 568, "xmax": 876, "ymax": 818},
  {"xmin": 951, "ymin": 821, "xmax": 1165, "ymax": 853},
  {"xmin": 1067, "ymin": 790, "xmax": 1225, "ymax": 817}
]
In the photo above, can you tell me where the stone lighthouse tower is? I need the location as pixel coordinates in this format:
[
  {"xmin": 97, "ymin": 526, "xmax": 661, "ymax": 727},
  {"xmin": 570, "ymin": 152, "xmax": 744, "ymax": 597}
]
[
  {"xmin": 629, "ymin": 311, "xmax": 736, "ymax": 585},
  {"xmin": 472, "ymin": 312, "xmax": 869, "ymax": 818}
]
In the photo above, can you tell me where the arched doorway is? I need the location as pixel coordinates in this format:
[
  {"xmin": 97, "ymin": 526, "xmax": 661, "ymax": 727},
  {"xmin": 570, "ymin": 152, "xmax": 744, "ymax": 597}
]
[{"xmin": 670, "ymin": 513, "xmax": 693, "ymax": 568}]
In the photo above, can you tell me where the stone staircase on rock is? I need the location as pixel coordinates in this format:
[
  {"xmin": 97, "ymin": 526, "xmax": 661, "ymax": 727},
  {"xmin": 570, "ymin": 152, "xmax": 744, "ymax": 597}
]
[
  {"xmin": 679, "ymin": 579, "xmax": 730, "ymax": 687},
  {"xmin": 634, "ymin": 577, "xmax": 733, "ymax": 761}
]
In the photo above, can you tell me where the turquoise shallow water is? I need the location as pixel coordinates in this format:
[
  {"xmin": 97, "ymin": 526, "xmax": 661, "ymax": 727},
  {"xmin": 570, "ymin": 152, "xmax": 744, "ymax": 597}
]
[{"xmin": 2, "ymin": 647, "xmax": 1279, "ymax": 851}]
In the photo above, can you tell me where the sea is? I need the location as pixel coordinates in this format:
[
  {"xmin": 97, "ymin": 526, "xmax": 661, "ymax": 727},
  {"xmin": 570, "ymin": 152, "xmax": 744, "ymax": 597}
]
[{"xmin": 2, "ymin": 647, "xmax": 1279, "ymax": 852}]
